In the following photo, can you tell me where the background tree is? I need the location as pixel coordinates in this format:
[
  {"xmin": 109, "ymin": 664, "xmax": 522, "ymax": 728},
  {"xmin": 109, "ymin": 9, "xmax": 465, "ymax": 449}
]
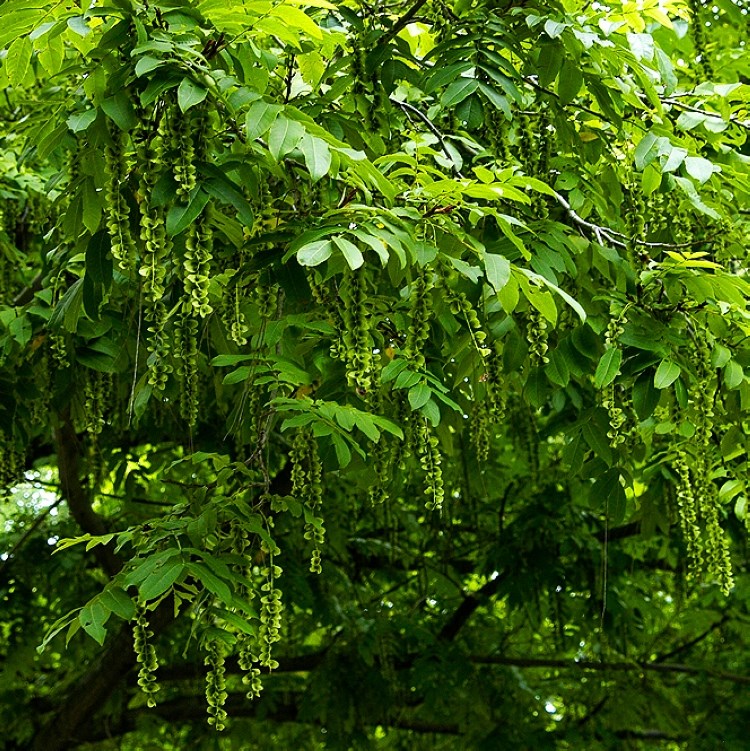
[{"xmin": 0, "ymin": 0, "xmax": 749, "ymax": 748}]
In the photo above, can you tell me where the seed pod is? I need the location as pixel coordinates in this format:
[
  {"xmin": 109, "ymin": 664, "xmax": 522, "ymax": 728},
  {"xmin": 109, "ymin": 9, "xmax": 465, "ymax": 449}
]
[
  {"xmin": 132, "ymin": 605, "xmax": 160, "ymax": 707},
  {"xmin": 103, "ymin": 128, "xmax": 137, "ymax": 274}
]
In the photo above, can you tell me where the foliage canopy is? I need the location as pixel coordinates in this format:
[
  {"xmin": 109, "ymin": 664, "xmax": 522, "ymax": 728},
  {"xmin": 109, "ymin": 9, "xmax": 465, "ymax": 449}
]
[{"xmin": 0, "ymin": 0, "xmax": 749, "ymax": 747}]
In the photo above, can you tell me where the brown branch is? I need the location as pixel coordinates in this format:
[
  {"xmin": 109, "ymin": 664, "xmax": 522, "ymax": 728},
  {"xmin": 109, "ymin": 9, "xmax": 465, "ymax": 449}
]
[
  {"xmin": 379, "ymin": 0, "xmax": 429, "ymax": 44},
  {"xmin": 654, "ymin": 615, "xmax": 729, "ymax": 663},
  {"xmin": 54, "ymin": 414, "xmax": 121, "ymax": 577},
  {"xmin": 31, "ymin": 598, "xmax": 176, "ymax": 751},
  {"xmin": 438, "ymin": 570, "xmax": 510, "ymax": 641},
  {"xmin": 72, "ymin": 691, "xmax": 462, "ymax": 746},
  {"xmin": 470, "ymin": 655, "xmax": 750, "ymax": 685},
  {"xmin": 12, "ymin": 271, "xmax": 43, "ymax": 306}
]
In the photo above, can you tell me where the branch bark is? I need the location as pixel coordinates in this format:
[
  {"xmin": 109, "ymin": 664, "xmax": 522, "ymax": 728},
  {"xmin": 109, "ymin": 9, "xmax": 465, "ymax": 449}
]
[{"xmin": 55, "ymin": 414, "xmax": 121, "ymax": 577}]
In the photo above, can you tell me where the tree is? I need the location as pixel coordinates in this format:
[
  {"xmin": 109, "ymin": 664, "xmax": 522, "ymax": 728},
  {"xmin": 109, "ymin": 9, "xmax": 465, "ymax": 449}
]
[{"xmin": 0, "ymin": 0, "xmax": 748, "ymax": 747}]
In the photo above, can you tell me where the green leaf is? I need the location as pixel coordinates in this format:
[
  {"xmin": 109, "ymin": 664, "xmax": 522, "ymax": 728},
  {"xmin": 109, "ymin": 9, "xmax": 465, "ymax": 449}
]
[
  {"xmin": 268, "ymin": 116, "xmax": 305, "ymax": 161},
  {"xmin": 186, "ymin": 562, "xmax": 232, "ymax": 602},
  {"xmin": 632, "ymin": 371, "xmax": 660, "ymax": 419},
  {"xmin": 557, "ymin": 59, "xmax": 582, "ymax": 104},
  {"xmin": 441, "ymin": 78, "xmax": 478, "ymax": 107},
  {"xmin": 333, "ymin": 235, "xmax": 364, "ymax": 270},
  {"xmin": 49, "ymin": 278, "xmax": 85, "ymax": 333},
  {"xmin": 134, "ymin": 56, "xmax": 162, "ymax": 77},
  {"xmin": 485, "ymin": 253, "xmax": 510, "ymax": 293},
  {"xmin": 582, "ymin": 410, "xmax": 613, "ymax": 465},
  {"xmin": 654, "ymin": 359, "xmax": 681, "ymax": 389},
  {"xmin": 684, "ymin": 156, "xmax": 716, "ymax": 184},
  {"xmin": 177, "ymin": 77, "xmax": 208, "ymax": 112},
  {"xmin": 166, "ymin": 190, "xmax": 210, "ymax": 236},
  {"xmin": 99, "ymin": 587, "xmax": 136, "ymax": 621},
  {"xmin": 297, "ymin": 239, "xmax": 333, "ymax": 266},
  {"xmin": 724, "ymin": 360, "xmax": 744, "ymax": 390},
  {"xmin": 6, "ymin": 35, "xmax": 32, "ymax": 86},
  {"xmin": 101, "ymin": 92, "xmax": 137, "ymax": 130},
  {"xmin": 546, "ymin": 348, "xmax": 570, "ymax": 387},
  {"xmin": 67, "ymin": 109, "xmax": 97, "ymax": 133},
  {"xmin": 79, "ymin": 601, "xmax": 109, "ymax": 646},
  {"xmin": 246, "ymin": 100, "xmax": 283, "ymax": 140},
  {"xmin": 331, "ymin": 433, "xmax": 352, "ymax": 467},
  {"xmin": 138, "ymin": 559, "xmax": 184, "ymax": 601},
  {"xmin": 408, "ymin": 383, "xmax": 431, "ymax": 411},
  {"xmin": 299, "ymin": 133, "xmax": 332, "ymax": 182},
  {"xmin": 85, "ymin": 231, "xmax": 113, "ymax": 287},
  {"xmin": 594, "ymin": 348, "xmax": 622, "ymax": 389}
]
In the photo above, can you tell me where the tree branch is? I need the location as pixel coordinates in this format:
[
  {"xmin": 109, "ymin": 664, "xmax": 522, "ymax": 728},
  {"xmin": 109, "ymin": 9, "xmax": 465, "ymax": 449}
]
[
  {"xmin": 54, "ymin": 414, "xmax": 121, "ymax": 577},
  {"xmin": 438, "ymin": 570, "xmax": 510, "ymax": 641},
  {"xmin": 470, "ymin": 655, "xmax": 750, "ymax": 685},
  {"xmin": 72, "ymin": 691, "xmax": 462, "ymax": 746},
  {"xmin": 31, "ymin": 598, "xmax": 176, "ymax": 751},
  {"xmin": 389, "ymin": 97, "xmax": 465, "ymax": 177},
  {"xmin": 380, "ymin": 0, "xmax": 429, "ymax": 44}
]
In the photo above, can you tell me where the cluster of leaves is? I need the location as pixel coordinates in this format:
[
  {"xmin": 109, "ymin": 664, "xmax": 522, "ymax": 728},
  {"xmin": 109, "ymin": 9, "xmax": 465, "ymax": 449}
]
[{"xmin": 0, "ymin": 0, "xmax": 749, "ymax": 748}]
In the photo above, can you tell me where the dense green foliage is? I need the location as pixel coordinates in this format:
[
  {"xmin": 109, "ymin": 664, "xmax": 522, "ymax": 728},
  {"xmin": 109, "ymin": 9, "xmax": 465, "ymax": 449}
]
[{"xmin": 0, "ymin": 0, "xmax": 749, "ymax": 747}]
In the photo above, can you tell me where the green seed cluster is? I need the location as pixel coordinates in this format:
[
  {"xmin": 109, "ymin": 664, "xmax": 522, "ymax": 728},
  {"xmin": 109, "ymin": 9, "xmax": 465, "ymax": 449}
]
[
  {"xmin": 536, "ymin": 105, "xmax": 553, "ymax": 181},
  {"xmin": 602, "ymin": 314, "xmax": 627, "ymax": 448},
  {"xmin": 368, "ymin": 390, "xmax": 393, "ymax": 506},
  {"xmin": 0, "ymin": 430, "xmax": 22, "ymax": 500},
  {"xmin": 169, "ymin": 106, "xmax": 198, "ymax": 200},
  {"xmin": 486, "ymin": 108, "xmax": 512, "ymax": 165},
  {"xmin": 526, "ymin": 308, "xmax": 549, "ymax": 366},
  {"xmin": 184, "ymin": 206, "xmax": 214, "ymax": 319},
  {"xmin": 624, "ymin": 178, "xmax": 646, "ymax": 259},
  {"xmin": 340, "ymin": 269, "xmax": 373, "ymax": 397},
  {"xmin": 485, "ymin": 348, "xmax": 507, "ymax": 421},
  {"xmin": 238, "ymin": 638, "xmax": 263, "ymax": 699},
  {"xmin": 252, "ymin": 271, "xmax": 279, "ymax": 321},
  {"xmin": 204, "ymin": 639, "xmax": 228, "ymax": 730},
  {"xmin": 518, "ymin": 111, "xmax": 538, "ymax": 177},
  {"xmin": 674, "ymin": 449, "xmax": 703, "ymax": 580},
  {"xmin": 405, "ymin": 268, "xmax": 433, "ymax": 369},
  {"xmin": 690, "ymin": 333, "xmax": 733, "ymax": 594},
  {"xmin": 229, "ymin": 284, "xmax": 249, "ymax": 345},
  {"xmin": 688, "ymin": 0, "xmax": 714, "ymax": 80},
  {"xmin": 646, "ymin": 191, "xmax": 669, "ymax": 237},
  {"xmin": 438, "ymin": 270, "xmax": 491, "ymax": 358},
  {"xmin": 515, "ymin": 404, "xmax": 540, "ymax": 491},
  {"xmin": 349, "ymin": 33, "xmax": 367, "ymax": 98},
  {"xmin": 84, "ymin": 371, "xmax": 106, "ymax": 486},
  {"xmin": 428, "ymin": 0, "xmax": 452, "ymax": 44},
  {"xmin": 49, "ymin": 273, "xmax": 69, "ymax": 368},
  {"xmin": 133, "ymin": 606, "xmax": 160, "ymax": 707},
  {"xmin": 103, "ymin": 129, "xmax": 136, "ymax": 274},
  {"xmin": 137, "ymin": 114, "xmax": 173, "ymax": 390},
  {"xmin": 258, "ymin": 564, "xmax": 283, "ymax": 669},
  {"xmin": 292, "ymin": 429, "xmax": 325, "ymax": 573},
  {"xmin": 417, "ymin": 419, "xmax": 444, "ymax": 512},
  {"xmin": 174, "ymin": 311, "xmax": 200, "ymax": 427},
  {"xmin": 31, "ymin": 351, "xmax": 51, "ymax": 426},
  {"xmin": 470, "ymin": 400, "xmax": 490, "ymax": 463}
]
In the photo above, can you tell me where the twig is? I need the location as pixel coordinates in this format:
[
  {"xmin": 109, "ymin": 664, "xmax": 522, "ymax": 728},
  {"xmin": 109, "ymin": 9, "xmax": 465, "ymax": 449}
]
[
  {"xmin": 662, "ymin": 97, "xmax": 750, "ymax": 130},
  {"xmin": 0, "ymin": 497, "xmax": 64, "ymax": 579},
  {"xmin": 389, "ymin": 97, "xmax": 465, "ymax": 177},
  {"xmin": 552, "ymin": 192, "xmax": 712, "ymax": 250},
  {"xmin": 379, "ymin": 0, "xmax": 430, "ymax": 44},
  {"xmin": 470, "ymin": 655, "xmax": 750, "ymax": 685}
]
